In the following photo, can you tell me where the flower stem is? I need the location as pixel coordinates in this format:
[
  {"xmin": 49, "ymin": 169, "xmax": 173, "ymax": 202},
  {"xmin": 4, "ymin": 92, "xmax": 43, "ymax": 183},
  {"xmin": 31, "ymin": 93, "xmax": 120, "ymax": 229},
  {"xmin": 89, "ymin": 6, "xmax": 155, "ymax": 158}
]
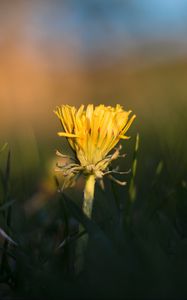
[
  {"xmin": 83, "ymin": 174, "xmax": 95, "ymax": 218},
  {"xmin": 75, "ymin": 175, "xmax": 95, "ymax": 274}
]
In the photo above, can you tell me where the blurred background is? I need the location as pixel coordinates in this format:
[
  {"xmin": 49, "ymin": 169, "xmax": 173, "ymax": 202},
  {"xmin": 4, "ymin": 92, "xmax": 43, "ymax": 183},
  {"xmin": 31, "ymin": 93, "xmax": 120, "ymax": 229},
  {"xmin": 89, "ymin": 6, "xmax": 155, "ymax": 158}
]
[
  {"xmin": 0, "ymin": 0, "xmax": 186, "ymax": 202},
  {"xmin": 0, "ymin": 1, "xmax": 187, "ymax": 298}
]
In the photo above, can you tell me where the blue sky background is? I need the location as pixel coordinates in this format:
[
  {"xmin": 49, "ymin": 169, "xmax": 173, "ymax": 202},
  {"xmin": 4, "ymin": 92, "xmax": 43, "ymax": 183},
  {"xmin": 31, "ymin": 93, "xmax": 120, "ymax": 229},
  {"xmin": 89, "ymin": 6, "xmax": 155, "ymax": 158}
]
[
  {"xmin": 23, "ymin": 0, "xmax": 187, "ymax": 49},
  {"xmin": 1, "ymin": 0, "xmax": 187, "ymax": 64}
]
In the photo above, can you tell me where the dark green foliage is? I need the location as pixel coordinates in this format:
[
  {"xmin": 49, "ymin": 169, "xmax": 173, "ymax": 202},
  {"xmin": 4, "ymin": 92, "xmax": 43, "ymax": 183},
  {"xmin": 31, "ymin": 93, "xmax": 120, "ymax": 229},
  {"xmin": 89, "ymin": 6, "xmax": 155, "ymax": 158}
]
[{"xmin": 0, "ymin": 132, "xmax": 187, "ymax": 300}]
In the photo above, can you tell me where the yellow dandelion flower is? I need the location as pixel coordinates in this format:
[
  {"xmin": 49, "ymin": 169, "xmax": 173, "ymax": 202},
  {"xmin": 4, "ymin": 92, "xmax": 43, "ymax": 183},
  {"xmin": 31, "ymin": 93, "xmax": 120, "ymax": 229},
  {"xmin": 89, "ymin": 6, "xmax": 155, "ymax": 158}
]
[{"xmin": 54, "ymin": 104, "xmax": 136, "ymax": 218}]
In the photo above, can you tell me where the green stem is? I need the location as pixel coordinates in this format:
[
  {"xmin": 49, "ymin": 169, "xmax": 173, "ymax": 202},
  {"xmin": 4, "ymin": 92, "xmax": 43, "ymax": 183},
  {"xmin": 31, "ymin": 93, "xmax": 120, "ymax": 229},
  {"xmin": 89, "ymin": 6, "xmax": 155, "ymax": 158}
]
[
  {"xmin": 75, "ymin": 175, "xmax": 95, "ymax": 274},
  {"xmin": 83, "ymin": 174, "xmax": 95, "ymax": 218}
]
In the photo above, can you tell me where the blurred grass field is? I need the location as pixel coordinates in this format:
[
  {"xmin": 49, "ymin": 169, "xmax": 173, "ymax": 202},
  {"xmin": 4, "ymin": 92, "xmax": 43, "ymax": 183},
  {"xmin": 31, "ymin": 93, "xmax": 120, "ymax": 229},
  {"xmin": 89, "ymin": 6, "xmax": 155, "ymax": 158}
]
[
  {"xmin": 0, "ymin": 55, "xmax": 187, "ymax": 299},
  {"xmin": 0, "ymin": 1, "xmax": 187, "ymax": 298},
  {"xmin": 1, "ymin": 55, "xmax": 186, "ymax": 195}
]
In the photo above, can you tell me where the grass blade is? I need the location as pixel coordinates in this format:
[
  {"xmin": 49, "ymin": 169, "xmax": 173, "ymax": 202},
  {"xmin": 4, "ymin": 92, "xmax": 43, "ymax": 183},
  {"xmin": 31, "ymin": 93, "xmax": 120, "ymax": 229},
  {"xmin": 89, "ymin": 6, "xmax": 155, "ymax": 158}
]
[
  {"xmin": 0, "ymin": 143, "xmax": 8, "ymax": 154},
  {"xmin": 0, "ymin": 228, "xmax": 18, "ymax": 246},
  {"xmin": 129, "ymin": 133, "xmax": 139, "ymax": 202}
]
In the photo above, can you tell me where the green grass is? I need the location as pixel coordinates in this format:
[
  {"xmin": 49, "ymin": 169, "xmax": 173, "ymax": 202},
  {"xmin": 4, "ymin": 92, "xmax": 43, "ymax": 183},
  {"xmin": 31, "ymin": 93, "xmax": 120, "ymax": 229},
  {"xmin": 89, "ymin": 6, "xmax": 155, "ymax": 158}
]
[
  {"xmin": 0, "ymin": 126, "xmax": 187, "ymax": 300},
  {"xmin": 0, "ymin": 59, "xmax": 187, "ymax": 299}
]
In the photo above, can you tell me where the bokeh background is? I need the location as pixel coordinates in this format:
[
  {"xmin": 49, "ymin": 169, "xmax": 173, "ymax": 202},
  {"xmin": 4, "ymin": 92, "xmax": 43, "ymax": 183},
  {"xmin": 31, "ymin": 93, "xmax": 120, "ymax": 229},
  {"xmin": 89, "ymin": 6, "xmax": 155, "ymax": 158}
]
[
  {"xmin": 0, "ymin": 1, "xmax": 187, "ymax": 298},
  {"xmin": 1, "ymin": 0, "xmax": 187, "ymax": 183}
]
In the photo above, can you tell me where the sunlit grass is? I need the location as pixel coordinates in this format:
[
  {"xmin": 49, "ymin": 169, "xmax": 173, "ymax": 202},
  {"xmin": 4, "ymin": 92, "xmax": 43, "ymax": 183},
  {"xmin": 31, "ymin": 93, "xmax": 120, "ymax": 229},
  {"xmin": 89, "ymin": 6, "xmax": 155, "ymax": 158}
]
[{"xmin": 0, "ymin": 59, "xmax": 187, "ymax": 299}]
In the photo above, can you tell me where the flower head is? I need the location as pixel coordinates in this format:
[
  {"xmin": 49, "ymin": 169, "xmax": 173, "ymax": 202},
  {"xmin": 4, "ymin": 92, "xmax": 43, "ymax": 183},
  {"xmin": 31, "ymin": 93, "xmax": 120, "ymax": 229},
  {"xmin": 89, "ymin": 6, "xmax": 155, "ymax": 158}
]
[{"xmin": 54, "ymin": 104, "xmax": 136, "ymax": 216}]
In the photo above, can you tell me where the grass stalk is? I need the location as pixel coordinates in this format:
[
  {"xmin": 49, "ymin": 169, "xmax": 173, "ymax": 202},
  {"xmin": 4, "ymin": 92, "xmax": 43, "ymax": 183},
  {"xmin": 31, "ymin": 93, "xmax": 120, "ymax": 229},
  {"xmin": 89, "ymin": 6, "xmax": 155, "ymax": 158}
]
[{"xmin": 75, "ymin": 175, "xmax": 95, "ymax": 274}]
